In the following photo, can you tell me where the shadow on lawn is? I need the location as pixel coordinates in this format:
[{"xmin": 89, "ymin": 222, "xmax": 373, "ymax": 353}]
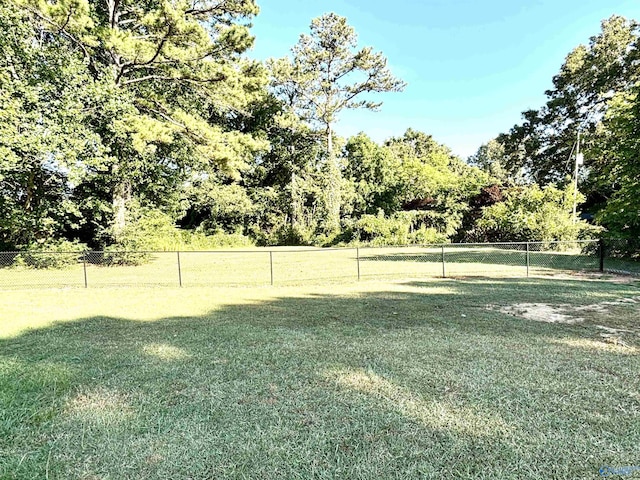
[{"xmin": 2, "ymin": 278, "xmax": 639, "ymax": 479}]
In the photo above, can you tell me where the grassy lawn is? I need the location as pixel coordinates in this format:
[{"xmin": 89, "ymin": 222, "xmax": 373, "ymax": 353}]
[
  {"xmin": 1, "ymin": 276, "xmax": 639, "ymax": 479},
  {"xmin": 0, "ymin": 244, "xmax": 616, "ymax": 289}
]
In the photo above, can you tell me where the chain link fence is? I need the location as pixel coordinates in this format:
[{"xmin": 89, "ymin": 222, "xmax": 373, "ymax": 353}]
[
  {"xmin": 0, "ymin": 239, "xmax": 637, "ymax": 289},
  {"xmin": 599, "ymin": 238, "xmax": 640, "ymax": 276},
  {"xmin": 356, "ymin": 240, "xmax": 604, "ymax": 279}
]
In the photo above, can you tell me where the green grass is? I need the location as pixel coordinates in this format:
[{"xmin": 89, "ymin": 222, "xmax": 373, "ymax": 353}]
[
  {"xmin": 1, "ymin": 244, "xmax": 628, "ymax": 290},
  {"xmin": 1, "ymin": 276, "xmax": 639, "ymax": 479},
  {"xmin": 605, "ymin": 256, "xmax": 640, "ymax": 276}
]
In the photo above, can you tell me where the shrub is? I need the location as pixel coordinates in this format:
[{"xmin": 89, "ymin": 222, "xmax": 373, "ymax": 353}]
[
  {"xmin": 178, "ymin": 229, "xmax": 255, "ymax": 250},
  {"xmin": 269, "ymin": 225, "xmax": 315, "ymax": 247},
  {"xmin": 353, "ymin": 213, "xmax": 410, "ymax": 246},
  {"xmin": 409, "ymin": 225, "xmax": 448, "ymax": 245},
  {"xmin": 467, "ymin": 184, "xmax": 600, "ymax": 243},
  {"xmin": 101, "ymin": 247, "xmax": 150, "ymax": 266},
  {"xmin": 105, "ymin": 209, "xmax": 255, "ymax": 266},
  {"xmin": 13, "ymin": 240, "xmax": 87, "ymax": 269},
  {"xmin": 600, "ymin": 237, "xmax": 640, "ymax": 259},
  {"xmin": 330, "ymin": 211, "xmax": 451, "ymax": 247}
]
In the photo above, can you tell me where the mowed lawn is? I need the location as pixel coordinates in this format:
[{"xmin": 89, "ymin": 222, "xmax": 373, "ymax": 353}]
[
  {"xmin": 0, "ymin": 245, "xmax": 608, "ymax": 290},
  {"xmin": 1, "ymin": 277, "xmax": 639, "ymax": 479}
]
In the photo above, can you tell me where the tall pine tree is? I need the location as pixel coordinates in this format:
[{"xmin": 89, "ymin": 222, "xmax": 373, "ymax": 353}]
[
  {"xmin": 271, "ymin": 12, "xmax": 405, "ymax": 233},
  {"xmin": 23, "ymin": 0, "xmax": 268, "ymax": 240}
]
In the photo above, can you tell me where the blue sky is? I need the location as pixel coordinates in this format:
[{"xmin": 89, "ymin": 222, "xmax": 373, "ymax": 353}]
[{"xmin": 247, "ymin": 0, "xmax": 640, "ymax": 158}]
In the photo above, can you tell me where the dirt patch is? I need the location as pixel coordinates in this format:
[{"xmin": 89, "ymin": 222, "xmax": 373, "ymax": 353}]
[
  {"xmin": 496, "ymin": 296, "xmax": 640, "ymax": 346},
  {"xmin": 551, "ymin": 271, "xmax": 640, "ymax": 284},
  {"xmin": 498, "ymin": 296, "xmax": 640, "ymax": 324},
  {"xmin": 499, "ymin": 303, "xmax": 581, "ymax": 324}
]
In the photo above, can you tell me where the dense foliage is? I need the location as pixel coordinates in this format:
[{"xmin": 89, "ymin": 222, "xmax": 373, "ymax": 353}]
[
  {"xmin": 475, "ymin": 16, "xmax": 640, "ymax": 251},
  {"xmin": 1, "ymin": 2, "xmax": 635, "ymax": 259}
]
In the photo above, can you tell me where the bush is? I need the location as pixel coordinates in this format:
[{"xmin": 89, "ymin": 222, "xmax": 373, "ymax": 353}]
[
  {"xmin": 600, "ymin": 237, "xmax": 640, "ymax": 259},
  {"xmin": 353, "ymin": 213, "xmax": 410, "ymax": 246},
  {"xmin": 106, "ymin": 209, "xmax": 255, "ymax": 265},
  {"xmin": 269, "ymin": 225, "xmax": 315, "ymax": 247},
  {"xmin": 178, "ymin": 230, "xmax": 255, "ymax": 250},
  {"xmin": 13, "ymin": 240, "xmax": 87, "ymax": 269},
  {"xmin": 112, "ymin": 209, "xmax": 181, "ymax": 252},
  {"xmin": 326, "ymin": 210, "xmax": 451, "ymax": 247},
  {"xmin": 467, "ymin": 184, "xmax": 600, "ymax": 243},
  {"xmin": 409, "ymin": 225, "xmax": 448, "ymax": 245},
  {"xmin": 101, "ymin": 247, "xmax": 150, "ymax": 266}
]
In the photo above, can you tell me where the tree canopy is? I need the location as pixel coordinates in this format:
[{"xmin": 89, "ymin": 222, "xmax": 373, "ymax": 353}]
[
  {"xmin": 18, "ymin": 0, "xmax": 267, "ymax": 241},
  {"xmin": 270, "ymin": 12, "xmax": 405, "ymax": 232},
  {"xmin": 0, "ymin": 5, "xmax": 637, "ymax": 257},
  {"xmin": 478, "ymin": 15, "xmax": 640, "ymax": 248}
]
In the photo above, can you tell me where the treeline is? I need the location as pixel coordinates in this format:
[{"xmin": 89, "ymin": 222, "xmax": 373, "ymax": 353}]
[
  {"xmin": 472, "ymin": 16, "xmax": 640, "ymax": 253},
  {"xmin": 0, "ymin": 2, "xmax": 634, "ymax": 255}
]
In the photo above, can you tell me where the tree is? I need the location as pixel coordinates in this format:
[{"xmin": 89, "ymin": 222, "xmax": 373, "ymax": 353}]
[
  {"xmin": 248, "ymin": 88, "xmax": 325, "ymax": 238},
  {"xmin": 0, "ymin": 3, "xmax": 95, "ymax": 249},
  {"xmin": 468, "ymin": 138, "xmax": 513, "ymax": 185},
  {"xmin": 271, "ymin": 12, "xmax": 405, "ymax": 232},
  {"xmin": 595, "ymin": 88, "xmax": 640, "ymax": 249},
  {"xmin": 343, "ymin": 133, "xmax": 403, "ymax": 217},
  {"xmin": 384, "ymin": 129, "xmax": 488, "ymax": 204},
  {"xmin": 24, "ymin": 0, "xmax": 268, "ymax": 241},
  {"xmin": 341, "ymin": 129, "xmax": 490, "ymax": 241},
  {"xmin": 498, "ymin": 16, "xmax": 639, "ymax": 192}
]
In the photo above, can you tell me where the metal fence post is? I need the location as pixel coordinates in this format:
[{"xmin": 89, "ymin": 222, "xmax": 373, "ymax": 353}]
[
  {"xmin": 270, "ymin": 251, "xmax": 274, "ymax": 286},
  {"xmin": 356, "ymin": 247, "xmax": 360, "ymax": 281},
  {"xmin": 83, "ymin": 256, "xmax": 88, "ymax": 288},
  {"xmin": 177, "ymin": 251, "xmax": 182, "ymax": 287},
  {"xmin": 441, "ymin": 245, "xmax": 446, "ymax": 278},
  {"xmin": 526, "ymin": 242, "xmax": 530, "ymax": 278},
  {"xmin": 599, "ymin": 238, "xmax": 605, "ymax": 272}
]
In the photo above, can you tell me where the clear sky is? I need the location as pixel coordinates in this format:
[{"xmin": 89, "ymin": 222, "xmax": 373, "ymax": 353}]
[{"xmin": 247, "ymin": 0, "xmax": 640, "ymax": 158}]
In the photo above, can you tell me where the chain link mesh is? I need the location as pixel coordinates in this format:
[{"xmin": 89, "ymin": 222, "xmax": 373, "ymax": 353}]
[
  {"xmin": 357, "ymin": 246, "xmax": 444, "ymax": 279},
  {"xmin": 526, "ymin": 241, "xmax": 599, "ymax": 274},
  {"xmin": 0, "ymin": 251, "xmax": 86, "ymax": 289},
  {"xmin": 177, "ymin": 251, "xmax": 271, "ymax": 287},
  {"xmin": 0, "ymin": 239, "xmax": 637, "ymax": 289},
  {"xmin": 601, "ymin": 238, "xmax": 640, "ymax": 276},
  {"xmin": 83, "ymin": 251, "xmax": 178, "ymax": 287}
]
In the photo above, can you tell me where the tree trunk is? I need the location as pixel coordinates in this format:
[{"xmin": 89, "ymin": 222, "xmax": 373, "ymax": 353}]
[
  {"xmin": 24, "ymin": 170, "xmax": 35, "ymax": 213},
  {"xmin": 289, "ymin": 144, "xmax": 300, "ymax": 230},
  {"xmin": 290, "ymin": 170, "xmax": 299, "ymax": 229},
  {"xmin": 112, "ymin": 182, "xmax": 131, "ymax": 241},
  {"xmin": 111, "ymin": 161, "xmax": 131, "ymax": 242},
  {"xmin": 324, "ymin": 123, "xmax": 341, "ymax": 234}
]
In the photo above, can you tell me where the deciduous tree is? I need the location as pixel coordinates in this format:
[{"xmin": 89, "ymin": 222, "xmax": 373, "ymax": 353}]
[{"xmin": 0, "ymin": 3, "xmax": 95, "ymax": 248}]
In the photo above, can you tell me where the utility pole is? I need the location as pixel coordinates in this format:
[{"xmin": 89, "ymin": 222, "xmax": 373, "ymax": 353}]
[{"xmin": 572, "ymin": 130, "xmax": 583, "ymax": 223}]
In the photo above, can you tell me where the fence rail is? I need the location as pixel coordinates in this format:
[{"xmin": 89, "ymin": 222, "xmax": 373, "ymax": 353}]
[{"xmin": 0, "ymin": 240, "xmax": 638, "ymax": 289}]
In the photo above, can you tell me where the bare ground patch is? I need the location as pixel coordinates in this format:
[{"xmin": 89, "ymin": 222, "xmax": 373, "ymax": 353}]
[
  {"xmin": 499, "ymin": 303, "xmax": 581, "ymax": 324},
  {"xmin": 496, "ymin": 296, "xmax": 640, "ymax": 348}
]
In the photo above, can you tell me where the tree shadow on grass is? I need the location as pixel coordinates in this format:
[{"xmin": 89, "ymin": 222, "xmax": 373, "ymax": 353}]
[{"xmin": 1, "ymin": 278, "xmax": 639, "ymax": 479}]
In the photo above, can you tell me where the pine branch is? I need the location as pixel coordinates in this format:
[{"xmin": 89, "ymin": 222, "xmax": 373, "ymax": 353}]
[{"xmin": 120, "ymin": 73, "xmax": 226, "ymax": 86}]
